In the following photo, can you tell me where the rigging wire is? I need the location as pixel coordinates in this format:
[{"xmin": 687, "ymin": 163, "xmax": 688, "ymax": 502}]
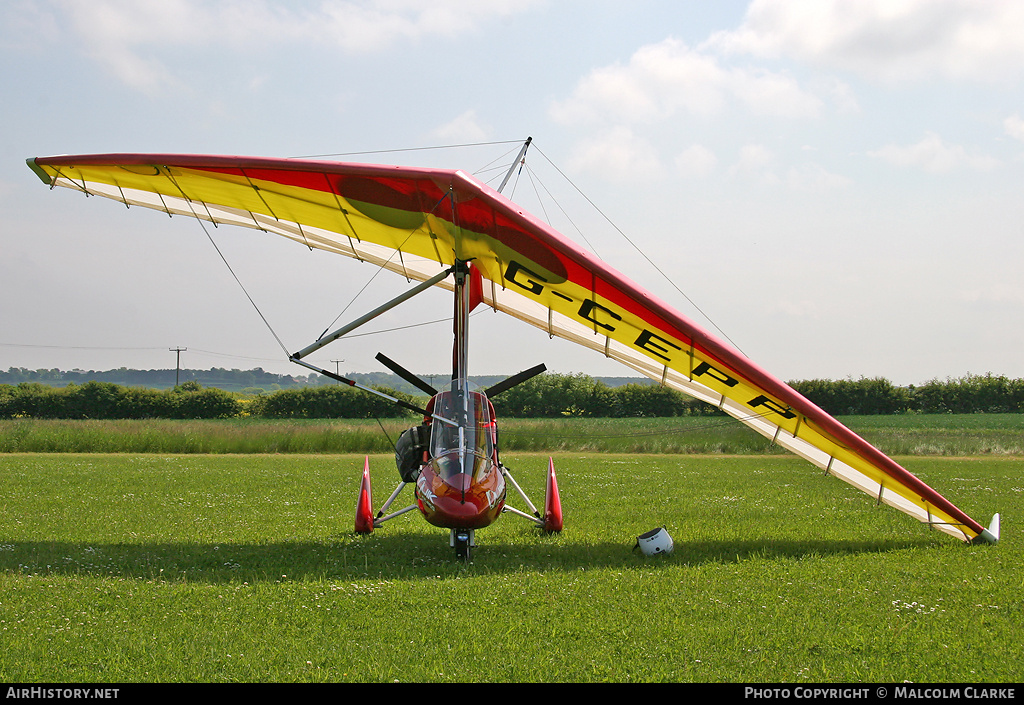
[
  {"xmin": 289, "ymin": 140, "xmax": 523, "ymax": 161},
  {"xmin": 186, "ymin": 209, "xmax": 292, "ymax": 358},
  {"xmin": 503, "ymin": 163, "xmax": 522, "ymax": 200},
  {"xmin": 522, "ymin": 162, "xmax": 602, "ymax": 259},
  {"xmin": 468, "ymin": 145, "xmax": 603, "ymax": 257},
  {"xmin": 530, "ymin": 143, "xmax": 748, "ymax": 358},
  {"xmin": 185, "ymin": 347, "xmax": 298, "ymax": 363},
  {"xmin": 337, "ymin": 314, "xmax": 453, "ymax": 339},
  {"xmin": 375, "ymin": 417, "xmax": 397, "ymax": 451},
  {"xmin": 474, "ymin": 138, "xmax": 740, "ymax": 355},
  {"xmin": 317, "ymin": 259, "xmax": 393, "ymax": 341},
  {"xmin": 471, "ymin": 143, "xmax": 526, "ymax": 181}
]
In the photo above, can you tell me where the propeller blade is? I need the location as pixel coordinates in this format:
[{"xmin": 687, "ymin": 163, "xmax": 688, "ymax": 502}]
[
  {"xmin": 485, "ymin": 363, "xmax": 547, "ymax": 398},
  {"xmin": 375, "ymin": 352, "xmax": 438, "ymax": 396}
]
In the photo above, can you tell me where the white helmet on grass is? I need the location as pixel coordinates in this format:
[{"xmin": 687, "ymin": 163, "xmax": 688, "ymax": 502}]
[{"xmin": 634, "ymin": 527, "xmax": 674, "ymax": 555}]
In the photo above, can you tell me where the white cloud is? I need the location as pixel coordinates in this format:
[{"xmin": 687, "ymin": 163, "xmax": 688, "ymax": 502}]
[
  {"xmin": 430, "ymin": 110, "xmax": 490, "ymax": 143},
  {"xmin": 723, "ymin": 146, "xmax": 849, "ymax": 191},
  {"xmin": 564, "ymin": 127, "xmax": 664, "ymax": 182},
  {"xmin": 868, "ymin": 132, "xmax": 999, "ymax": 173},
  {"xmin": 313, "ymin": 0, "xmax": 539, "ymax": 53},
  {"xmin": 958, "ymin": 283, "xmax": 1024, "ymax": 307},
  {"xmin": 1, "ymin": 0, "xmax": 62, "ymax": 49},
  {"xmin": 784, "ymin": 162, "xmax": 850, "ymax": 192},
  {"xmin": 814, "ymin": 75, "xmax": 861, "ymax": 114},
  {"xmin": 48, "ymin": 0, "xmax": 540, "ymax": 93},
  {"xmin": 705, "ymin": 0, "xmax": 1024, "ymax": 83},
  {"xmin": 550, "ymin": 37, "xmax": 823, "ymax": 126},
  {"xmin": 729, "ymin": 143, "xmax": 776, "ymax": 180},
  {"xmin": 675, "ymin": 144, "xmax": 718, "ymax": 178},
  {"xmin": 1005, "ymin": 114, "xmax": 1024, "ymax": 142}
]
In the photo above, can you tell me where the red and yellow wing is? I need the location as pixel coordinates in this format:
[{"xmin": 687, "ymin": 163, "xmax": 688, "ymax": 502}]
[{"xmin": 27, "ymin": 153, "xmax": 995, "ymax": 543}]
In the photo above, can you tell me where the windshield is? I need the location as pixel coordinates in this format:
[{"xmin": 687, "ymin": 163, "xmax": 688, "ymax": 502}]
[{"xmin": 429, "ymin": 381, "xmax": 495, "ymax": 480}]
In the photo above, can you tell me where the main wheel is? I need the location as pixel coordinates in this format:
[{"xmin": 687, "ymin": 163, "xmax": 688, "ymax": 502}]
[{"xmin": 453, "ymin": 530, "xmax": 472, "ymax": 561}]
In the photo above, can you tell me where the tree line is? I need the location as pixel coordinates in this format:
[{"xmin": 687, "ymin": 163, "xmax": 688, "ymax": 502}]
[
  {"xmin": 0, "ymin": 381, "xmax": 415, "ymax": 420},
  {"xmin": 1, "ymin": 373, "xmax": 1022, "ymax": 420},
  {"xmin": 0, "ymin": 366, "xmax": 321, "ymax": 392}
]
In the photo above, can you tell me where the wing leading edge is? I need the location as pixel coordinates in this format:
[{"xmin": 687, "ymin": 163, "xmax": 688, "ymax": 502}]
[{"xmin": 27, "ymin": 153, "xmax": 998, "ymax": 543}]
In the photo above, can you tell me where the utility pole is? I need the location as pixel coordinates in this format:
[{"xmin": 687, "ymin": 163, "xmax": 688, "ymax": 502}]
[
  {"xmin": 331, "ymin": 359, "xmax": 344, "ymax": 383},
  {"xmin": 170, "ymin": 347, "xmax": 187, "ymax": 386}
]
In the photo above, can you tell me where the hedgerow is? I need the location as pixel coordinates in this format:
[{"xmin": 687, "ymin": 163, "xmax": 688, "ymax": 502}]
[{"xmin": 1, "ymin": 373, "xmax": 1021, "ymax": 419}]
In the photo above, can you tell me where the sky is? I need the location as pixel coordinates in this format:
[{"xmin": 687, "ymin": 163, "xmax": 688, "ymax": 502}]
[{"xmin": 2, "ymin": 0, "xmax": 1023, "ymax": 386}]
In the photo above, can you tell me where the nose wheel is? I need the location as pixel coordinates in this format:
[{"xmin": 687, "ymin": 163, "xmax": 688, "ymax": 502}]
[{"xmin": 451, "ymin": 529, "xmax": 474, "ymax": 561}]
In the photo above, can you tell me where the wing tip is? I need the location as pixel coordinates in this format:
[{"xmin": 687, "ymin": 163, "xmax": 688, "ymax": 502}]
[
  {"xmin": 26, "ymin": 158, "xmax": 54, "ymax": 185},
  {"xmin": 972, "ymin": 513, "xmax": 1000, "ymax": 545}
]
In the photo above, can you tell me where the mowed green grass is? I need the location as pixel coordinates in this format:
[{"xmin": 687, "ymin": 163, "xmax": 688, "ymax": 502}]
[{"xmin": 0, "ymin": 451, "xmax": 1017, "ymax": 683}]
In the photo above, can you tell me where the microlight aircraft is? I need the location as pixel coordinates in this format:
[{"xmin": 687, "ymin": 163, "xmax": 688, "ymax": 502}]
[{"xmin": 27, "ymin": 140, "xmax": 1000, "ymax": 559}]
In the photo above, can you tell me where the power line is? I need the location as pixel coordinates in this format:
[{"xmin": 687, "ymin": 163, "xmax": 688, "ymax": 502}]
[{"xmin": 0, "ymin": 342, "xmax": 167, "ymax": 351}]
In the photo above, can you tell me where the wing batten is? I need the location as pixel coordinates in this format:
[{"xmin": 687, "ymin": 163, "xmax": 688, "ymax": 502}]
[{"xmin": 28, "ymin": 152, "xmax": 993, "ymax": 542}]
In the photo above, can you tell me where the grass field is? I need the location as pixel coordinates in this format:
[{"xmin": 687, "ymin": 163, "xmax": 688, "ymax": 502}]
[
  {"xmin": 0, "ymin": 433, "xmax": 1018, "ymax": 682},
  {"xmin": 3, "ymin": 412, "xmax": 1024, "ymax": 455}
]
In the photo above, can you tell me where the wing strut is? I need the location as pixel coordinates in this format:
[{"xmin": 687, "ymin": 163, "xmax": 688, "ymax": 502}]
[{"xmin": 286, "ymin": 265, "xmax": 457, "ymax": 416}]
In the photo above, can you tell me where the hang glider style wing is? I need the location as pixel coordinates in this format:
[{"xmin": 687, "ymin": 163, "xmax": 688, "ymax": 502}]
[{"xmin": 27, "ymin": 152, "xmax": 999, "ymax": 544}]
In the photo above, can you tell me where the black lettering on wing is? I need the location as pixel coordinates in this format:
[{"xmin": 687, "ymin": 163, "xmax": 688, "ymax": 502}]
[
  {"xmin": 635, "ymin": 329, "xmax": 682, "ymax": 362},
  {"xmin": 747, "ymin": 395, "xmax": 797, "ymax": 419},
  {"xmin": 578, "ymin": 299, "xmax": 622, "ymax": 332},
  {"xmin": 692, "ymin": 361, "xmax": 739, "ymax": 388},
  {"xmin": 506, "ymin": 260, "xmax": 547, "ymax": 295}
]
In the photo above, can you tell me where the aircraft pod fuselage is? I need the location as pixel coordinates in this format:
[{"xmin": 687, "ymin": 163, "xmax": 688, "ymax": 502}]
[{"xmin": 414, "ymin": 386, "xmax": 506, "ymax": 529}]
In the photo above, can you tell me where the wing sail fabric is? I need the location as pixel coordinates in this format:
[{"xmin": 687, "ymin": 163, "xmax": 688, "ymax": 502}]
[{"xmin": 28, "ymin": 153, "xmax": 991, "ymax": 543}]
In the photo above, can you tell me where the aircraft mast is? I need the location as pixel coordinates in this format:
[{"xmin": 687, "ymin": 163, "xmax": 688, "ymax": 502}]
[
  {"xmin": 452, "ymin": 259, "xmax": 471, "ymax": 385},
  {"xmin": 497, "ymin": 137, "xmax": 532, "ymax": 194}
]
